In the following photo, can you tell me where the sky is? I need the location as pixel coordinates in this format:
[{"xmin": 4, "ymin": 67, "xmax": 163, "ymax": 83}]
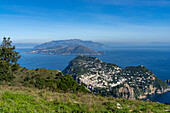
[{"xmin": 0, "ymin": 0, "xmax": 170, "ymax": 43}]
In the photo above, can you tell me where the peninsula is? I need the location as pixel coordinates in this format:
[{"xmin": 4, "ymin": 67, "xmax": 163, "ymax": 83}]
[{"xmin": 63, "ymin": 55, "xmax": 170, "ymax": 99}]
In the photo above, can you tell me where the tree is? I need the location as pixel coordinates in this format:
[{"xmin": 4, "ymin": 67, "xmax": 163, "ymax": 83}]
[{"xmin": 0, "ymin": 37, "xmax": 20, "ymax": 82}]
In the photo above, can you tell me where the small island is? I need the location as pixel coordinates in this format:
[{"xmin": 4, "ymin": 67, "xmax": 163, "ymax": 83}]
[{"xmin": 27, "ymin": 39, "xmax": 105, "ymax": 55}]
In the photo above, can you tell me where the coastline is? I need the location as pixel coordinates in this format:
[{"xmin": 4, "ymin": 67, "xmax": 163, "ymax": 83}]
[{"xmin": 141, "ymin": 87, "xmax": 170, "ymax": 103}]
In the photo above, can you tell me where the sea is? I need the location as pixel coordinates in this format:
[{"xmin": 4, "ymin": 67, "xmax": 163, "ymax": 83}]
[{"xmin": 16, "ymin": 46, "xmax": 170, "ymax": 104}]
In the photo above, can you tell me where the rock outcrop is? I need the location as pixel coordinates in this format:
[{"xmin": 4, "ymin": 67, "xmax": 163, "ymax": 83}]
[{"xmin": 63, "ymin": 55, "xmax": 169, "ymax": 99}]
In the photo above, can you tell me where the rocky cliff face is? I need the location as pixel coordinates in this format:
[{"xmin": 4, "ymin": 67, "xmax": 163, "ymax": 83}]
[
  {"xmin": 63, "ymin": 55, "xmax": 169, "ymax": 99},
  {"xmin": 118, "ymin": 84, "xmax": 135, "ymax": 99}
]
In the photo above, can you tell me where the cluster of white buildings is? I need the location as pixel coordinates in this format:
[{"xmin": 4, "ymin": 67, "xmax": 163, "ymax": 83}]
[
  {"xmin": 71, "ymin": 57, "xmax": 157, "ymax": 95},
  {"xmin": 77, "ymin": 62, "xmax": 156, "ymax": 92},
  {"xmin": 78, "ymin": 66, "xmax": 128, "ymax": 90}
]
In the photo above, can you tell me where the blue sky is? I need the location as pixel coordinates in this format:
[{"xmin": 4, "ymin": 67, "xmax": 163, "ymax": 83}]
[{"xmin": 0, "ymin": 0, "xmax": 170, "ymax": 43}]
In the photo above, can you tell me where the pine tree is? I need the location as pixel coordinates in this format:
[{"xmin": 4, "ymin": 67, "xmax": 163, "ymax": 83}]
[{"xmin": 0, "ymin": 37, "xmax": 20, "ymax": 81}]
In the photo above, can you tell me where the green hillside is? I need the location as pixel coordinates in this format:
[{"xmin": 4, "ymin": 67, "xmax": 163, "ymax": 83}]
[
  {"xmin": 0, "ymin": 85, "xmax": 169, "ymax": 113},
  {"xmin": 11, "ymin": 67, "xmax": 89, "ymax": 93}
]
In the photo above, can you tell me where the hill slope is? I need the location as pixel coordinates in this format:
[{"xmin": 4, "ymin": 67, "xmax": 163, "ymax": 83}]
[
  {"xmin": 11, "ymin": 67, "xmax": 89, "ymax": 93},
  {"xmin": 63, "ymin": 55, "xmax": 169, "ymax": 99},
  {"xmin": 0, "ymin": 85, "xmax": 169, "ymax": 112},
  {"xmin": 71, "ymin": 45, "xmax": 100, "ymax": 55}
]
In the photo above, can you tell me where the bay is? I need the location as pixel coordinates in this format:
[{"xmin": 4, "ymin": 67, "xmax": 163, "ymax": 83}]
[{"xmin": 16, "ymin": 46, "xmax": 170, "ymax": 104}]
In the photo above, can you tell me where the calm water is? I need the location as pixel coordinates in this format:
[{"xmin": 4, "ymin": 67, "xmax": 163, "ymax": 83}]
[{"xmin": 17, "ymin": 47, "xmax": 170, "ymax": 104}]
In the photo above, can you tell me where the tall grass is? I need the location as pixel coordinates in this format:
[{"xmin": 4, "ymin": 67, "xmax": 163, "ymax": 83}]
[{"xmin": 0, "ymin": 85, "xmax": 169, "ymax": 112}]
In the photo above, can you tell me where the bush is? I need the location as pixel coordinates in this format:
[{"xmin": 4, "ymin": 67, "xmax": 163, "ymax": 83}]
[{"xmin": 0, "ymin": 61, "xmax": 15, "ymax": 82}]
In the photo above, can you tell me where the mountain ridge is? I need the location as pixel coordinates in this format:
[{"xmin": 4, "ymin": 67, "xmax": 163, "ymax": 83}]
[
  {"xmin": 34, "ymin": 39, "xmax": 105, "ymax": 49},
  {"xmin": 27, "ymin": 45, "xmax": 102, "ymax": 55},
  {"xmin": 26, "ymin": 39, "xmax": 105, "ymax": 55}
]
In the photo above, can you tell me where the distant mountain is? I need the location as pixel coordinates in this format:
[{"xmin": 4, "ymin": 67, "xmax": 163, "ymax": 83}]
[
  {"xmin": 26, "ymin": 39, "xmax": 105, "ymax": 55},
  {"xmin": 28, "ymin": 45, "xmax": 102, "ymax": 55},
  {"xmin": 34, "ymin": 39, "xmax": 105, "ymax": 49},
  {"xmin": 63, "ymin": 55, "xmax": 169, "ymax": 99}
]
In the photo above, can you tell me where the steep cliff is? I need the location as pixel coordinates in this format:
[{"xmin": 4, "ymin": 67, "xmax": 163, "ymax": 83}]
[{"xmin": 63, "ymin": 55, "xmax": 169, "ymax": 99}]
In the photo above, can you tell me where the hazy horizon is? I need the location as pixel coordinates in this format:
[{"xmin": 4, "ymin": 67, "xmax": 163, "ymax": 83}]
[
  {"xmin": 0, "ymin": 0, "xmax": 170, "ymax": 43},
  {"xmin": 1, "ymin": 38, "xmax": 170, "ymax": 47},
  {"xmin": 9, "ymin": 39, "xmax": 170, "ymax": 49}
]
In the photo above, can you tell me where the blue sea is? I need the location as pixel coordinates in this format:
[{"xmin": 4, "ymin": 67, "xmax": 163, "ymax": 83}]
[{"xmin": 16, "ymin": 46, "xmax": 170, "ymax": 104}]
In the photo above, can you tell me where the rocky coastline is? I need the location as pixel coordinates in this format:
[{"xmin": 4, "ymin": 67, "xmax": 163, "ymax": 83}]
[{"xmin": 63, "ymin": 55, "xmax": 169, "ymax": 99}]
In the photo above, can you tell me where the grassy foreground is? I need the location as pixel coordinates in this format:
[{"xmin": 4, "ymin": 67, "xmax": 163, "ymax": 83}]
[{"xmin": 0, "ymin": 85, "xmax": 169, "ymax": 113}]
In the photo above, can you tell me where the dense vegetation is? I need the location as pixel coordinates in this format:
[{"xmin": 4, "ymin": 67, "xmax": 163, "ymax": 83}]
[
  {"xmin": 12, "ymin": 67, "xmax": 89, "ymax": 93},
  {"xmin": 0, "ymin": 37, "xmax": 88, "ymax": 94}
]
